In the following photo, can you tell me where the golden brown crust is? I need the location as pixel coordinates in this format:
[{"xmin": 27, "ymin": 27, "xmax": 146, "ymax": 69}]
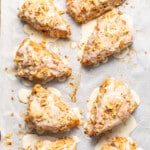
[
  {"xmin": 80, "ymin": 9, "xmax": 133, "ymax": 65},
  {"xmin": 14, "ymin": 38, "xmax": 72, "ymax": 83},
  {"xmin": 66, "ymin": 0, "xmax": 125, "ymax": 23},
  {"xmin": 84, "ymin": 78, "xmax": 139, "ymax": 137},
  {"xmin": 26, "ymin": 84, "xmax": 81, "ymax": 133},
  {"xmin": 25, "ymin": 137, "xmax": 77, "ymax": 150},
  {"xmin": 101, "ymin": 137, "xmax": 137, "ymax": 150},
  {"xmin": 18, "ymin": 0, "xmax": 71, "ymax": 38}
]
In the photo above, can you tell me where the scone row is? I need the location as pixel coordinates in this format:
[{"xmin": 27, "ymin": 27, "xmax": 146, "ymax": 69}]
[
  {"xmin": 24, "ymin": 136, "xmax": 141, "ymax": 150},
  {"xmin": 22, "ymin": 78, "xmax": 139, "ymax": 149},
  {"xmin": 23, "ymin": 78, "xmax": 139, "ymax": 135},
  {"xmin": 14, "ymin": 17, "xmax": 132, "ymax": 83},
  {"xmin": 24, "ymin": 136, "xmax": 140, "ymax": 150},
  {"xmin": 18, "ymin": 0, "xmax": 126, "ymax": 38},
  {"xmin": 18, "ymin": 1, "xmax": 133, "ymax": 66}
]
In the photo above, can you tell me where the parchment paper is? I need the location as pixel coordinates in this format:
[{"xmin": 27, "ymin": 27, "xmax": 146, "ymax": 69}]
[{"xmin": 1, "ymin": 0, "xmax": 150, "ymax": 149}]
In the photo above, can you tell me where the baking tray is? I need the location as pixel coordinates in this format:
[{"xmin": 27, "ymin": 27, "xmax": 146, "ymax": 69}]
[{"xmin": 1, "ymin": 0, "xmax": 150, "ymax": 149}]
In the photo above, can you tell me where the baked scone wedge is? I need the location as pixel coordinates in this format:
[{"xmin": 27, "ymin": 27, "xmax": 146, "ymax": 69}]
[
  {"xmin": 79, "ymin": 9, "xmax": 133, "ymax": 65},
  {"xmin": 84, "ymin": 78, "xmax": 139, "ymax": 137},
  {"xmin": 24, "ymin": 137, "xmax": 78, "ymax": 150},
  {"xmin": 101, "ymin": 137, "xmax": 139, "ymax": 150},
  {"xmin": 66, "ymin": 0, "xmax": 125, "ymax": 23},
  {"xmin": 26, "ymin": 84, "xmax": 81, "ymax": 133},
  {"xmin": 18, "ymin": 0, "xmax": 71, "ymax": 38},
  {"xmin": 14, "ymin": 38, "xmax": 71, "ymax": 83}
]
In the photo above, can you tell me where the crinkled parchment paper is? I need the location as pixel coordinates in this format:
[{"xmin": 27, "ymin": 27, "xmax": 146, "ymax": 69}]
[{"xmin": 1, "ymin": 0, "xmax": 150, "ymax": 149}]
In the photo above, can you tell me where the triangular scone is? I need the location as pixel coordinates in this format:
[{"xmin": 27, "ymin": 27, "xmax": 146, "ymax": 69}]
[
  {"xmin": 66, "ymin": 0, "xmax": 125, "ymax": 23},
  {"xmin": 25, "ymin": 137, "xmax": 78, "ymax": 150},
  {"xmin": 84, "ymin": 78, "xmax": 139, "ymax": 137},
  {"xmin": 14, "ymin": 38, "xmax": 71, "ymax": 83},
  {"xmin": 18, "ymin": 0, "xmax": 71, "ymax": 38},
  {"xmin": 79, "ymin": 9, "xmax": 133, "ymax": 65},
  {"xmin": 26, "ymin": 84, "xmax": 81, "ymax": 133},
  {"xmin": 101, "ymin": 137, "xmax": 138, "ymax": 150}
]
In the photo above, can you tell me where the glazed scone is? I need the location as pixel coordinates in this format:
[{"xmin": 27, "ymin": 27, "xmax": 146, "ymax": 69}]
[
  {"xmin": 66, "ymin": 0, "xmax": 125, "ymax": 23},
  {"xmin": 101, "ymin": 137, "xmax": 138, "ymax": 150},
  {"xmin": 14, "ymin": 38, "xmax": 71, "ymax": 83},
  {"xmin": 84, "ymin": 78, "xmax": 139, "ymax": 137},
  {"xmin": 79, "ymin": 9, "xmax": 133, "ymax": 65},
  {"xmin": 26, "ymin": 84, "xmax": 81, "ymax": 133},
  {"xmin": 24, "ymin": 137, "xmax": 77, "ymax": 150},
  {"xmin": 18, "ymin": 0, "xmax": 71, "ymax": 38}
]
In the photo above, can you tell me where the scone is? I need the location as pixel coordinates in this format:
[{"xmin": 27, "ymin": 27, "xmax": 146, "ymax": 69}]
[
  {"xmin": 101, "ymin": 137, "xmax": 138, "ymax": 150},
  {"xmin": 24, "ymin": 137, "xmax": 77, "ymax": 150},
  {"xmin": 26, "ymin": 84, "xmax": 81, "ymax": 133},
  {"xmin": 66, "ymin": 0, "xmax": 125, "ymax": 23},
  {"xmin": 84, "ymin": 78, "xmax": 139, "ymax": 137},
  {"xmin": 18, "ymin": 0, "xmax": 71, "ymax": 38},
  {"xmin": 79, "ymin": 9, "xmax": 133, "ymax": 65},
  {"xmin": 14, "ymin": 38, "xmax": 71, "ymax": 83}
]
